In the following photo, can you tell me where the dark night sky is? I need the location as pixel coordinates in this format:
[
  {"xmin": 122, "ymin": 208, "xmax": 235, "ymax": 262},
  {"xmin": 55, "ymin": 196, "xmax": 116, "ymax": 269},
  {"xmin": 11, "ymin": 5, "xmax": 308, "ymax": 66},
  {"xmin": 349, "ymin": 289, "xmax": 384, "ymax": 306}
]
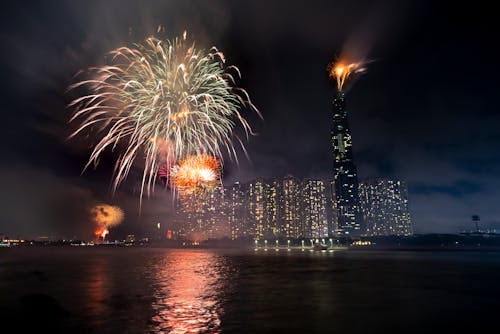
[{"xmin": 0, "ymin": 0, "xmax": 499, "ymax": 238}]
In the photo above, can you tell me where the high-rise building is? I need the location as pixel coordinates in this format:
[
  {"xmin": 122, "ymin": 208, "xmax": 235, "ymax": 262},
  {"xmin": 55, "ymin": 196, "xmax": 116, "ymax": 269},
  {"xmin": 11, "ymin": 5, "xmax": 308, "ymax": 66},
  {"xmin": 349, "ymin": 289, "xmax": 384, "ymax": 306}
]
[
  {"xmin": 226, "ymin": 182, "xmax": 248, "ymax": 239},
  {"xmin": 301, "ymin": 179, "xmax": 328, "ymax": 238},
  {"xmin": 359, "ymin": 178, "xmax": 413, "ymax": 236},
  {"xmin": 280, "ymin": 175, "xmax": 302, "ymax": 238},
  {"xmin": 248, "ymin": 178, "xmax": 266, "ymax": 239},
  {"xmin": 203, "ymin": 185, "xmax": 228, "ymax": 238},
  {"xmin": 175, "ymin": 185, "xmax": 227, "ymax": 240},
  {"xmin": 175, "ymin": 192, "xmax": 206, "ymax": 240},
  {"xmin": 329, "ymin": 180, "xmax": 340, "ymax": 235},
  {"xmin": 264, "ymin": 181, "xmax": 280, "ymax": 237},
  {"xmin": 331, "ymin": 91, "xmax": 363, "ymax": 236}
]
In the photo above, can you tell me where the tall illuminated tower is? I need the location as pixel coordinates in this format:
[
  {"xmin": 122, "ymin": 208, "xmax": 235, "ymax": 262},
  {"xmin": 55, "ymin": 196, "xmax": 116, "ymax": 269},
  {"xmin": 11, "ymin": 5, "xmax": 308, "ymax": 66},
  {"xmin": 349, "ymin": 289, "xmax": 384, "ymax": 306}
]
[{"xmin": 331, "ymin": 91, "xmax": 363, "ymax": 236}]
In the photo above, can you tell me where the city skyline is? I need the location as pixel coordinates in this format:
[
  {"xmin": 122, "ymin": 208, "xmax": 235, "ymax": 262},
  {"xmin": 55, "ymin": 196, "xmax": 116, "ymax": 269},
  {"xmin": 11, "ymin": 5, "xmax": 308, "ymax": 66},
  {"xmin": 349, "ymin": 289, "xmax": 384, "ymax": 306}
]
[
  {"xmin": 175, "ymin": 176, "xmax": 326, "ymax": 241},
  {"xmin": 1, "ymin": 0, "xmax": 499, "ymax": 239},
  {"xmin": 1, "ymin": 3, "xmax": 500, "ymax": 334},
  {"xmin": 171, "ymin": 174, "xmax": 412, "ymax": 242}
]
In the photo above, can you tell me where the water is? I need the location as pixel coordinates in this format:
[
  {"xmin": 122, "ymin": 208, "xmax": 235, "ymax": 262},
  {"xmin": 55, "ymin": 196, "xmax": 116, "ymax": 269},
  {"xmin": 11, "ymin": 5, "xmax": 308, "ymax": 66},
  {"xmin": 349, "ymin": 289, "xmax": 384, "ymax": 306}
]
[{"xmin": 1, "ymin": 248, "xmax": 499, "ymax": 333}]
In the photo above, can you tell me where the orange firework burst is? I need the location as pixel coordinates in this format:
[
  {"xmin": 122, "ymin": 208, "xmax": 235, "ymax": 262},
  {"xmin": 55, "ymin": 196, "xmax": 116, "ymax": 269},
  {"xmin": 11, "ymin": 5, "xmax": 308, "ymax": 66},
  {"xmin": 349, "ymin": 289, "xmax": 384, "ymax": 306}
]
[
  {"xmin": 94, "ymin": 227, "xmax": 109, "ymax": 240},
  {"xmin": 170, "ymin": 154, "xmax": 221, "ymax": 195},
  {"xmin": 90, "ymin": 204, "xmax": 124, "ymax": 241},
  {"xmin": 327, "ymin": 59, "xmax": 367, "ymax": 91}
]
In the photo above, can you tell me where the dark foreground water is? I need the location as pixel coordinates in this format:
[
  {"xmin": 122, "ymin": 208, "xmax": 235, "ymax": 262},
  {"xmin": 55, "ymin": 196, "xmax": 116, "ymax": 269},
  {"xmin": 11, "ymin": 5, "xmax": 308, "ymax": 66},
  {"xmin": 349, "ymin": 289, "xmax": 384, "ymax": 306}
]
[{"xmin": 1, "ymin": 248, "xmax": 500, "ymax": 333}]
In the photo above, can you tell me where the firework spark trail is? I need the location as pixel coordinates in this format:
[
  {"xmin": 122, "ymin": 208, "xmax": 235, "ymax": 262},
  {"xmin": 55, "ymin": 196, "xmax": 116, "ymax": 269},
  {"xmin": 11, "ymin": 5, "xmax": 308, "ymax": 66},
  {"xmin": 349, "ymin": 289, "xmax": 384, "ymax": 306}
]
[
  {"xmin": 69, "ymin": 32, "xmax": 260, "ymax": 204},
  {"xmin": 90, "ymin": 204, "xmax": 124, "ymax": 241},
  {"xmin": 169, "ymin": 154, "xmax": 221, "ymax": 196},
  {"xmin": 327, "ymin": 59, "xmax": 367, "ymax": 91}
]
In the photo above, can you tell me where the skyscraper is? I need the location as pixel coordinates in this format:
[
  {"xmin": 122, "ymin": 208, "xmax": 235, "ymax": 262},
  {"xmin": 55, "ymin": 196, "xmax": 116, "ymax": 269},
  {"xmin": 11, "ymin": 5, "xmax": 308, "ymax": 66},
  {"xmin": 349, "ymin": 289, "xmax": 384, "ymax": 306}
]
[
  {"xmin": 175, "ymin": 192, "xmax": 208, "ymax": 240},
  {"xmin": 331, "ymin": 92, "xmax": 363, "ymax": 236},
  {"xmin": 175, "ymin": 186, "xmax": 228, "ymax": 240},
  {"xmin": 248, "ymin": 178, "xmax": 266, "ymax": 239},
  {"xmin": 264, "ymin": 181, "xmax": 280, "ymax": 237},
  {"xmin": 329, "ymin": 180, "xmax": 340, "ymax": 235},
  {"xmin": 226, "ymin": 182, "xmax": 248, "ymax": 240},
  {"xmin": 177, "ymin": 176, "xmax": 336, "ymax": 241},
  {"xmin": 280, "ymin": 175, "xmax": 302, "ymax": 238},
  {"xmin": 302, "ymin": 179, "xmax": 328, "ymax": 238},
  {"xmin": 203, "ymin": 185, "xmax": 228, "ymax": 238},
  {"xmin": 359, "ymin": 178, "xmax": 413, "ymax": 236}
]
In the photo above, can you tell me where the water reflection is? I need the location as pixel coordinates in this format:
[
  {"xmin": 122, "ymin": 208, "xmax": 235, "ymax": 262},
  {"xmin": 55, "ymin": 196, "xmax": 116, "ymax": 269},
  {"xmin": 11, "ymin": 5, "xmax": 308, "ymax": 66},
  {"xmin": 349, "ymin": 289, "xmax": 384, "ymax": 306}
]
[
  {"xmin": 150, "ymin": 250, "xmax": 227, "ymax": 334},
  {"xmin": 84, "ymin": 256, "xmax": 111, "ymax": 328}
]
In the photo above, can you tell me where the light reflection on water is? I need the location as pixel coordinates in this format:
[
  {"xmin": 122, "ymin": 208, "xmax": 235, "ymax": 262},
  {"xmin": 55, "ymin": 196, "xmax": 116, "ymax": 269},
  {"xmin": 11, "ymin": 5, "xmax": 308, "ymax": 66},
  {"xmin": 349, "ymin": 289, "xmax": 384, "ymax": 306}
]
[
  {"xmin": 85, "ymin": 257, "xmax": 108, "ymax": 326},
  {"xmin": 149, "ymin": 250, "xmax": 228, "ymax": 334},
  {"xmin": 2, "ymin": 248, "xmax": 500, "ymax": 333}
]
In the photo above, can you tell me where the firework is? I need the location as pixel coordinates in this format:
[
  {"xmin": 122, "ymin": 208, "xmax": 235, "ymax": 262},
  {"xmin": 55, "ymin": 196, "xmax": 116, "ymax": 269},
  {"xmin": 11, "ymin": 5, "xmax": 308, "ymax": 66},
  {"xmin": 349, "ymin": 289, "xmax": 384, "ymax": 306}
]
[
  {"xmin": 157, "ymin": 163, "xmax": 171, "ymax": 186},
  {"xmin": 90, "ymin": 204, "xmax": 124, "ymax": 241},
  {"xmin": 169, "ymin": 154, "xmax": 221, "ymax": 195},
  {"xmin": 69, "ymin": 32, "xmax": 259, "ymax": 203},
  {"xmin": 94, "ymin": 227, "xmax": 109, "ymax": 240},
  {"xmin": 327, "ymin": 59, "xmax": 367, "ymax": 91}
]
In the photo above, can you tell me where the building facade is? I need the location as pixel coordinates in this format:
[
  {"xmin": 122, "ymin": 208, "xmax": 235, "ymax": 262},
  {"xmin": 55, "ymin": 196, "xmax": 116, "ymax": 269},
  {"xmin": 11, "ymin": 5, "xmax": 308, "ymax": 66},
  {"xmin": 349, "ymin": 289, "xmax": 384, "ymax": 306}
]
[
  {"xmin": 226, "ymin": 182, "xmax": 248, "ymax": 239},
  {"xmin": 359, "ymin": 178, "xmax": 413, "ymax": 236},
  {"xmin": 175, "ymin": 176, "xmax": 335, "ymax": 241},
  {"xmin": 280, "ymin": 175, "xmax": 302, "ymax": 238},
  {"xmin": 302, "ymin": 179, "xmax": 328, "ymax": 238},
  {"xmin": 248, "ymin": 178, "xmax": 266, "ymax": 239},
  {"xmin": 175, "ymin": 185, "xmax": 227, "ymax": 240},
  {"xmin": 264, "ymin": 181, "xmax": 280, "ymax": 237},
  {"xmin": 330, "ymin": 91, "xmax": 363, "ymax": 236}
]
